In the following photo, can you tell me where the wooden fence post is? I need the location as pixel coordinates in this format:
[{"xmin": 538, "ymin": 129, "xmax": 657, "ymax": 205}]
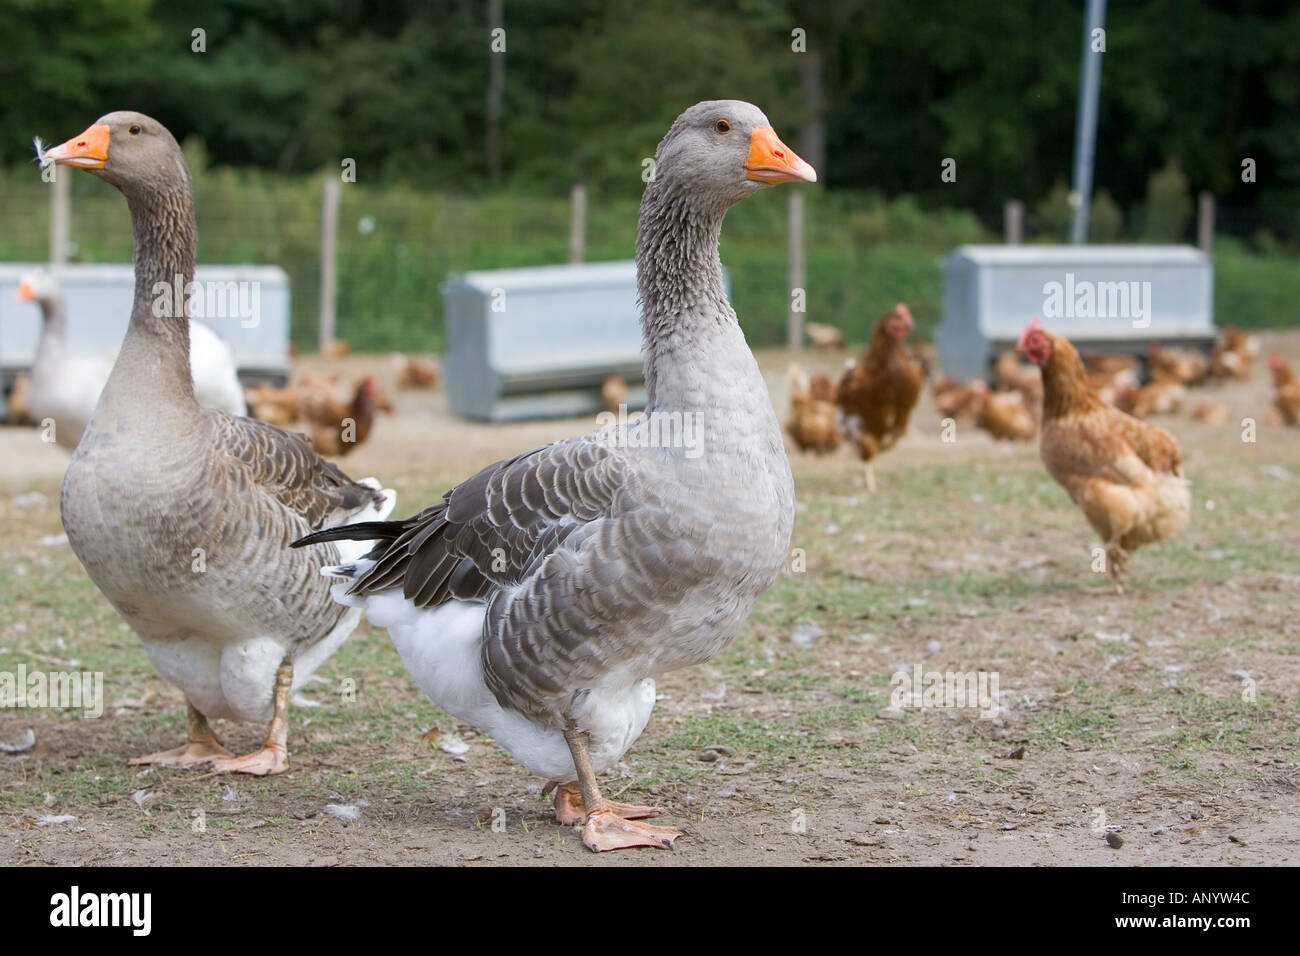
[
  {"xmin": 50, "ymin": 165, "xmax": 69, "ymax": 266},
  {"xmin": 319, "ymin": 178, "xmax": 340, "ymax": 351},
  {"xmin": 787, "ymin": 191, "xmax": 806, "ymax": 351},
  {"xmin": 1197, "ymin": 192, "xmax": 1215, "ymax": 253},
  {"xmin": 1004, "ymin": 200, "xmax": 1024, "ymax": 245},
  {"xmin": 569, "ymin": 184, "xmax": 586, "ymax": 263}
]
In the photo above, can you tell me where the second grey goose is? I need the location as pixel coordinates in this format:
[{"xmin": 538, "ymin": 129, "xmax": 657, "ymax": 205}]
[
  {"xmin": 41, "ymin": 112, "xmax": 395, "ymax": 774},
  {"xmin": 298, "ymin": 100, "xmax": 815, "ymax": 851}
]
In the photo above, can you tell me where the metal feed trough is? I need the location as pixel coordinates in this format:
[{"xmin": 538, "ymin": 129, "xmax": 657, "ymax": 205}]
[
  {"xmin": 936, "ymin": 245, "xmax": 1215, "ymax": 381},
  {"xmin": 443, "ymin": 261, "xmax": 654, "ymax": 423},
  {"xmin": 0, "ymin": 263, "xmax": 291, "ymax": 411}
]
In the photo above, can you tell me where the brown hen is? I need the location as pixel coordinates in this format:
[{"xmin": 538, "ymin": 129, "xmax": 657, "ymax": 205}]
[
  {"xmin": 785, "ymin": 364, "xmax": 841, "ymax": 455},
  {"xmin": 1270, "ymin": 354, "xmax": 1300, "ymax": 426},
  {"xmin": 835, "ymin": 303, "xmax": 923, "ymax": 491},
  {"xmin": 1148, "ymin": 342, "xmax": 1209, "ymax": 386},
  {"xmin": 304, "ymin": 376, "xmax": 383, "ymax": 456},
  {"xmin": 1211, "ymin": 325, "xmax": 1258, "ymax": 381},
  {"xmin": 1019, "ymin": 318, "xmax": 1191, "ymax": 593},
  {"xmin": 974, "ymin": 383, "xmax": 1038, "ymax": 442}
]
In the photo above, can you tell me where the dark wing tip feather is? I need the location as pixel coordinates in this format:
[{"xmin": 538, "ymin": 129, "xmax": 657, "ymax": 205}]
[{"xmin": 292, "ymin": 521, "xmax": 405, "ymax": 549}]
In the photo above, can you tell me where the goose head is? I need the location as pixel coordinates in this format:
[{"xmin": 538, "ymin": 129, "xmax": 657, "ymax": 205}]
[
  {"xmin": 651, "ymin": 100, "xmax": 816, "ymax": 209},
  {"xmin": 15, "ymin": 270, "xmax": 60, "ymax": 309},
  {"xmin": 40, "ymin": 111, "xmax": 189, "ymax": 200}
]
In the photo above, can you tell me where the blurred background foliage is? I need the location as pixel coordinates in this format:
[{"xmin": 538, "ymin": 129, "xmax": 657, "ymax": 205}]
[{"xmin": 1, "ymin": 0, "xmax": 1297, "ymax": 349}]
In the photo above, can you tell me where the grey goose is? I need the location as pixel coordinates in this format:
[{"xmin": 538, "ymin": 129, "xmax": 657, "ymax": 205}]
[
  {"xmin": 298, "ymin": 100, "xmax": 815, "ymax": 850},
  {"xmin": 40, "ymin": 112, "xmax": 395, "ymax": 774}
]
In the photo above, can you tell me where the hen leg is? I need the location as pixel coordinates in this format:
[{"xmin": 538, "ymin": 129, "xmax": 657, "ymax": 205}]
[
  {"xmin": 207, "ymin": 659, "xmax": 292, "ymax": 776},
  {"xmin": 864, "ymin": 462, "xmax": 878, "ymax": 493},
  {"xmin": 549, "ymin": 781, "xmax": 665, "ymax": 827},
  {"xmin": 1107, "ymin": 545, "xmax": 1129, "ymax": 595},
  {"xmin": 128, "ymin": 702, "xmax": 234, "ymax": 768},
  {"xmin": 563, "ymin": 728, "xmax": 681, "ymax": 852}
]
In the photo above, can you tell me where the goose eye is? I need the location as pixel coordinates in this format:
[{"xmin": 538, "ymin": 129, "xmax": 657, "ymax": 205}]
[
  {"xmin": 129, "ymin": 124, "xmax": 141, "ymax": 135},
  {"xmin": 714, "ymin": 119, "xmax": 731, "ymax": 134}
]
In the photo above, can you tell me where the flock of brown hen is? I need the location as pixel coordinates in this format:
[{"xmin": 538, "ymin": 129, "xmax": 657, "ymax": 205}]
[
  {"xmin": 248, "ymin": 313, "xmax": 1296, "ymax": 595},
  {"xmin": 243, "ymin": 353, "xmax": 439, "ymax": 456},
  {"xmin": 786, "ymin": 304, "xmax": 1294, "ymax": 592}
]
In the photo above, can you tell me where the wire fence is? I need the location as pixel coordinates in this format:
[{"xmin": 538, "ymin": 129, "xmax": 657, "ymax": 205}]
[{"xmin": 1, "ymin": 163, "xmax": 1296, "ymax": 352}]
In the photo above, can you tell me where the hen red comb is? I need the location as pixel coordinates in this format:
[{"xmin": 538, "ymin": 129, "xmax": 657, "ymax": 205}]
[{"xmin": 1017, "ymin": 317, "xmax": 1044, "ymax": 350}]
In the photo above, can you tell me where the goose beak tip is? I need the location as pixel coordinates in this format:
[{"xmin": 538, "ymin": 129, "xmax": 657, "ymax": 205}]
[
  {"xmin": 41, "ymin": 124, "xmax": 111, "ymax": 170},
  {"xmin": 745, "ymin": 127, "xmax": 817, "ymax": 185}
]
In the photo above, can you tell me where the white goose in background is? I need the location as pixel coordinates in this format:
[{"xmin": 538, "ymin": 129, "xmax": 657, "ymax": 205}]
[
  {"xmin": 298, "ymin": 100, "xmax": 816, "ymax": 851},
  {"xmin": 41, "ymin": 112, "xmax": 394, "ymax": 774},
  {"xmin": 16, "ymin": 270, "xmax": 247, "ymax": 450},
  {"xmin": 15, "ymin": 273, "xmax": 112, "ymax": 447}
]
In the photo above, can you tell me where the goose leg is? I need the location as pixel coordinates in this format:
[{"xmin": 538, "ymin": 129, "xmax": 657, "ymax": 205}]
[
  {"xmin": 207, "ymin": 659, "xmax": 292, "ymax": 776},
  {"xmin": 563, "ymin": 728, "xmax": 681, "ymax": 852},
  {"xmin": 548, "ymin": 781, "xmax": 665, "ymax": 827},
  {"xmin": 128, "ymin": 702, "xmax": 234, "ymax": 768}
]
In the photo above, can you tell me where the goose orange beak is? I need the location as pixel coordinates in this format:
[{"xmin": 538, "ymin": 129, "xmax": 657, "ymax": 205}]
[
  {"xmin": 16, "ymin": 281, "xmax": 35, "ymax": 302},
  {"xmin": 745, "ymin": 127, "xmax": 817, "ymax": 184},
  {"xmin": 42, "ymin": 124, "xmax": 110, "ymax": 169}
]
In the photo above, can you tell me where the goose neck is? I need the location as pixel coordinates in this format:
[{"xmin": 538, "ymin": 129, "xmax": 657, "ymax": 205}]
[
  {"xmin": 636, "ymin": 183, "xmax": 735, "ymax": 406},
  {"xmin": 105, "ymin": 178, "xmax": 198, "ymax": 409},
  {"xmin": 33, "ymin": 296, "xmax": 68, "ymax": 362}
]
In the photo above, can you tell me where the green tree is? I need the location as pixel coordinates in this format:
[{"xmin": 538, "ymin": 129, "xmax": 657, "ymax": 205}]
[{"xmin": 1142, "ymin": 158, "xmax": 1192, "ymax": 242}]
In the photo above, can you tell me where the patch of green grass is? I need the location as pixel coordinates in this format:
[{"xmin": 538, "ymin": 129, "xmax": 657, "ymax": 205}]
[
  {"xmin": 1027, "ymin": 681, "xmax": 1121, "ymax": 750},
  {"xmin": 969, "ymin": 766, "xmax": 1019, "ymax": 787}
]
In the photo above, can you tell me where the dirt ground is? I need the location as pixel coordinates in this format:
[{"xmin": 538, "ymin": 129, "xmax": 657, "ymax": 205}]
[{"xmin": 2, "ymin": 336, "xmax": 1298, "ymax": 866}]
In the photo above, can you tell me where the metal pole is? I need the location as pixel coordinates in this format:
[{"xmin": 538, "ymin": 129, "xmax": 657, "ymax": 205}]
[
  {"xmin": 1069, "ymin": 0, "xmax": 1106, "ymax": 244},
  {"xmin": 319, "ymin": 178, "xmax": 340, "ymax": 351},
  {"xmin": 787, "ymin": 191, "xmax": 805, "ymax": 351},
  {"xmin": 568, "ymin": 183, "xmax": 586, "ymax": 263}
]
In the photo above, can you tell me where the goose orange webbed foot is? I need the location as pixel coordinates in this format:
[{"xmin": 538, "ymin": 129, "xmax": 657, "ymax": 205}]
[
  {"xmin": 129, "ymin": 702, "xmax": 233, "ymax": 768},
  {"xmin": 128, "ymin": 739, "xmax": 233, "ymax": 769},
  {"xmin": 582, "ymin": 810, "xmax": 683, "ymax": 852},
  {"xmin": 559, "ymin": 729, "xmax": 682, "ymax": 851},
  {"xmin": 205, "ymin": 659, "xmax": 292, "ymax": 775},
  {"xmin": 206, "ymin": 744, "xmax": 289, "ymax": 776},
  {"xmin": 551, "ymin": 782, "xmax": 664, "ymax": 827}
]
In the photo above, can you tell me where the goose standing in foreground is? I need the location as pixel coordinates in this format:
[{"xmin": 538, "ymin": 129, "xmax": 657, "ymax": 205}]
[
  {"xmin": 17, "ymin": 270, "xmax": 248, "ymax": 450},
  {"xmin": 298, "ymin": 100, "xmax": 815, "ymax": 850},
  {"xmin": 40, "ymin": 112, "xmax": 394, "ymax": 774}
]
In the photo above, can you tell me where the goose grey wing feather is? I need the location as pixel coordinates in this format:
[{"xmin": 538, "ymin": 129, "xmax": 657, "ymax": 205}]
[
  {"xmin": 195, "ymin": 411, "xmax": 387, "ymax": 657},
  {"xmin": 349, "ymin": 438, "xmax": 637, "ymax": 606},
  {"xmin": 213, "ymin": 411, "xmax": 384, "ymax": 528},
  {"xmin": 346, "ymin": 435, "xmax": 718, "ymax": 724}
]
